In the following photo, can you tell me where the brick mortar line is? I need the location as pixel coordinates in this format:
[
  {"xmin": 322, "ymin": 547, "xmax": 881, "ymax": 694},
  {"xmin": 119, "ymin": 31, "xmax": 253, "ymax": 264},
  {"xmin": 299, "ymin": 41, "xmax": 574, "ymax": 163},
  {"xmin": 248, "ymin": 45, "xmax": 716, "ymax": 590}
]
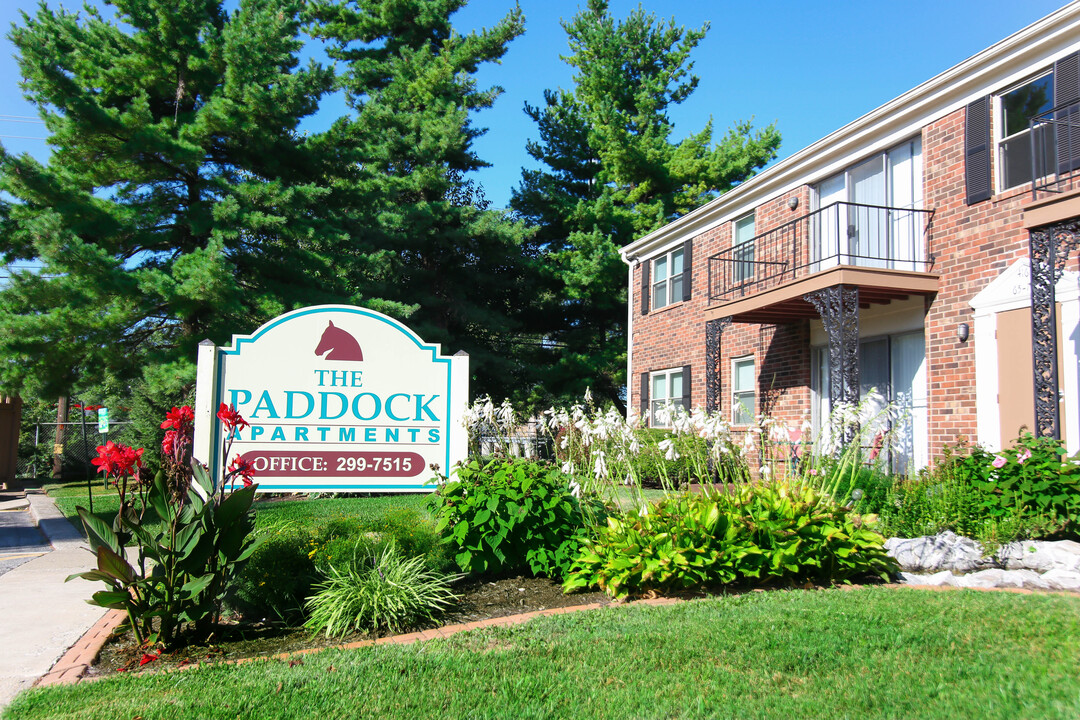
[{"xmin": 38, "ymin": 583, "xmax": 1078, "ymax": 687}]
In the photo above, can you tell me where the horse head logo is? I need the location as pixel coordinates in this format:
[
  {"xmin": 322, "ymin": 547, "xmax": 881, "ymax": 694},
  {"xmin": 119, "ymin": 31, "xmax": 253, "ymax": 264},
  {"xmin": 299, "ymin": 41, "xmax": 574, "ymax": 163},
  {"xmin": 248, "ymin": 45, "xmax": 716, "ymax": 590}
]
[{"xmin": 314, "ymin": 320, "xmax": 364, "ymax": 361}]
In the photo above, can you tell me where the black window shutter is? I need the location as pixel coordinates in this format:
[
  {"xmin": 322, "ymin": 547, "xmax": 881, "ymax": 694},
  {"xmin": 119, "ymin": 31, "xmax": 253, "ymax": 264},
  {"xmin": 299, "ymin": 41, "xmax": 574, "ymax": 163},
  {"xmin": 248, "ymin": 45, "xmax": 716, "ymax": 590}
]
[
  {"xmin": 640, "ymin": 260, "xmax": 650, "ymax": 315},
  {"xmin": 964, "ymin": 96, "xmax": 992, "ymax": 205},
  {"xmin": 682, "ymin": 240, "xmax": 693, "ymax": 302},
  {"xmin": 681, "ymin": 365, "xmax": 692, "ymax": 409},
  {"xmin": 1055, "ymin": 52, "xmax": 1080, "ymax": 175},
  {"xmin": 639, "ymin": 372, "xmax": 649, "ymax": 418}
]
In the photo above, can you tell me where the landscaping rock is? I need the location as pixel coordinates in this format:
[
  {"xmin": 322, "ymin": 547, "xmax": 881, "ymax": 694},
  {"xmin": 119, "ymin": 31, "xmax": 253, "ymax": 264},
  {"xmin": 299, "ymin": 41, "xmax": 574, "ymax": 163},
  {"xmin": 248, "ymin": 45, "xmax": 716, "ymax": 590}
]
[
  {"xmin": 885, "ymin": 532, "xmax": 992, "ymax": 573},
  {"xmin": 900, "ymin": 570, "xmax": 957, "ymax": 587},
  {"xmin": 890, "ymin": 534, "xmax": 1080, "ymax": 591},
  {"xmin": 1041, "ymin": 569, "xmax": 1080, "ymax": 591},
  {"xmin": 996, "ymin": 540, "xmax": 1080, "ymax": 574}
]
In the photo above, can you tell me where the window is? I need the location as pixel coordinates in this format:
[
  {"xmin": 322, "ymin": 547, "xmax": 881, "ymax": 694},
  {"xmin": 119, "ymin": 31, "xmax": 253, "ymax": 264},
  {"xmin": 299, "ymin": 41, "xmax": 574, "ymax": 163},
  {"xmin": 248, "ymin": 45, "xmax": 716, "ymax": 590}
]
[
  {"xmin": 650, "ymin": 368, "xmax": 684, "ymax": 426},
  {"xmin": 651, "ymin": 248, "xmax": 684, "ymax": 310},
  {"xmin": 997, "ymin": 72, "xmax": 1055, "ymax": 190},
  {"xmin": 733, "ymin": 213, "xmax": 755, "ymax": 284},
  {"xmin": 731, "ymin": 357, "xmax": 755, "ymax": 425},
  {"xmin": 812, "ymin": 137, "xmax": 923, "ymax": 270}
]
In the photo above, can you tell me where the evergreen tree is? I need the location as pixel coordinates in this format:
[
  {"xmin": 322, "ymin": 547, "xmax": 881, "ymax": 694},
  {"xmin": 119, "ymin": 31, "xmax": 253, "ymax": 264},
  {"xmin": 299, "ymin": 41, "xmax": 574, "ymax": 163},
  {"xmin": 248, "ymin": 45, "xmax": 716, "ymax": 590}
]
[
  {"xmin": 308, "ymin": 0, "xmax": 536, "ymax": 401},
  {"xmin": 0, "ymin": 0, "xmax": 338, "ymax": 421},
  {"xmin": 512, "ymin": 0, "xmax": 782, "ymax": 411}
]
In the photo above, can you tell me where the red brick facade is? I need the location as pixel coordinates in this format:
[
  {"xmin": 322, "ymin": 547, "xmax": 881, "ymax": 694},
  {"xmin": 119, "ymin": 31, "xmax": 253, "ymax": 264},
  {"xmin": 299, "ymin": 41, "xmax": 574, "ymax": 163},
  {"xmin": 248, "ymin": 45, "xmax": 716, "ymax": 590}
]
[{"xmin": 630, "ymin": 91, "xmax": 1080, "ymax": 463}]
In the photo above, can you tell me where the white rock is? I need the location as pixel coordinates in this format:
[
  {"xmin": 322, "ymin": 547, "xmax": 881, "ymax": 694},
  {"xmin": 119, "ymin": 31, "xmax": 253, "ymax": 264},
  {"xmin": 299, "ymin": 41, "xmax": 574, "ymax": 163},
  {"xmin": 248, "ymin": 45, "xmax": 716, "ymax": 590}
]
[
  {"xmin": 900, "ymin": 570, "xmax": 957, "ymax": 586},
  {"xmin": 886, "ymin": 531, "xmax": 991, "ymax": 573},
  {"xmin": 997, "ymin": 540, "xmax": 1080, "ymax": 574},
  {"xmin": 1040, "ymin": 569, "xmax": 1080, "ymax": 591}
]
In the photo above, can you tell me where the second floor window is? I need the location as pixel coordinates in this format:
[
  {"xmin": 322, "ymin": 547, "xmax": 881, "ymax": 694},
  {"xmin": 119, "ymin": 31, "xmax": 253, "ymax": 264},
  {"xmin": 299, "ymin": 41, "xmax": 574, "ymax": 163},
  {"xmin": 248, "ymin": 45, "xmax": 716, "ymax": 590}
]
[
  {"xmin": 733, "ymin": 213, "xmax": 755, "ymax": 285},
  {"xmin": 998, "ymin": 72, "xmax": 1055, "ymax": 191},
  {"xmin": 652, "ymin": 248, "xmax": 684, "ymax": 310}
]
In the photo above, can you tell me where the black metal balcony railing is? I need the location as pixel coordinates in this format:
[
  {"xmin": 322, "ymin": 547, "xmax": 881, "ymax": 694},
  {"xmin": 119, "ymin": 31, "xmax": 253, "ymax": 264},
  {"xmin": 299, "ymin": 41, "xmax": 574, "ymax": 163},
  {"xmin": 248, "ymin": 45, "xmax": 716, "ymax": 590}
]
[
  {"xmin": 1030, "ymin": 100, "xmax": 1080, "ymax": 199},
  {"xmin": 707, "ymin": 201, "xmax": 935, "ymax": 302}
]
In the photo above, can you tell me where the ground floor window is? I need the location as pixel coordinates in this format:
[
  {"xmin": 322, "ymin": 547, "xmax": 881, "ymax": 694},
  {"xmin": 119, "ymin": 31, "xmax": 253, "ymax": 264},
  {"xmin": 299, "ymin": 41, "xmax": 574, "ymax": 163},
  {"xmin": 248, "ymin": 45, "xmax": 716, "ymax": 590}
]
[
  {"xmin": 812, "ymin": 330, "xmax": 926, "ymax": 473},
  {"xmin": 731, "ymin": 356, "xmax": 755, "ymax": 425},
  {"xmin": 650, "ymin": 368, "xmax": 684, "ymax": 426}
]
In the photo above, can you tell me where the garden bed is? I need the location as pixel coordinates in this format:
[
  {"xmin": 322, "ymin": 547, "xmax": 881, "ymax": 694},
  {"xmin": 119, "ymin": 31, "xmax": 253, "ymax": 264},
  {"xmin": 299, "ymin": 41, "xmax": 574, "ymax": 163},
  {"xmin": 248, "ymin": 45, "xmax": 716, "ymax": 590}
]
[{"xmin": 87, "ymin": 574, "xmax": 611, "ymax": 676}]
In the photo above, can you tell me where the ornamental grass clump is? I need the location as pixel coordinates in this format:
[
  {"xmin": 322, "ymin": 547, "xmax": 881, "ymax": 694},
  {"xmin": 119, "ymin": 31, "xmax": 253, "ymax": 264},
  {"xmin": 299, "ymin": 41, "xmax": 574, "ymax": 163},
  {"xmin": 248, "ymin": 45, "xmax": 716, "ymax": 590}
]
[{"xmin": 304, "ymin": 540, "xmax": 458, "ymax": 637}]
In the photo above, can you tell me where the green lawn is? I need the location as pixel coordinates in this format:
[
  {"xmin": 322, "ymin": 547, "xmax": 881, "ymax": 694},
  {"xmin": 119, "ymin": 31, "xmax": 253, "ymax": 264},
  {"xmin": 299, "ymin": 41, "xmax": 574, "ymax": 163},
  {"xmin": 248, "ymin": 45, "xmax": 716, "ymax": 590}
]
[{"xmin": 7, "ymin": 587, "xmax": 1080, "ymax": 720}]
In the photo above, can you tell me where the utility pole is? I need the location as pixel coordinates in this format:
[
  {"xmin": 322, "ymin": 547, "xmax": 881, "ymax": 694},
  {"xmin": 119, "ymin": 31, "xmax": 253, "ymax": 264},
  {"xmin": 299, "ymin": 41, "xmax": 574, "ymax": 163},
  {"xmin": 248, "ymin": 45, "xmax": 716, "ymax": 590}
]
[{"xmin": 51, "ymin": 396, "xmax": 67, "ymax": 479}]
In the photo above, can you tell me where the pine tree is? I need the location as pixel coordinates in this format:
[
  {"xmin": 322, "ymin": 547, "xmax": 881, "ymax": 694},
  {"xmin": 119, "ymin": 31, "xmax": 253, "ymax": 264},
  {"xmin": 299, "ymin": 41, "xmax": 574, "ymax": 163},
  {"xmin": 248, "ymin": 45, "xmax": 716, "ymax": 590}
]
[
  {"xmin": 308, "ymin": 0, "xmax": 536, "ymax": 400},
  {"xmin": 512, "ymin": 0, "xmax": 782, "ymax": 411},
  {"xmin": 0, "ymin": 0, "xmax": 339, "ymax": 417}
]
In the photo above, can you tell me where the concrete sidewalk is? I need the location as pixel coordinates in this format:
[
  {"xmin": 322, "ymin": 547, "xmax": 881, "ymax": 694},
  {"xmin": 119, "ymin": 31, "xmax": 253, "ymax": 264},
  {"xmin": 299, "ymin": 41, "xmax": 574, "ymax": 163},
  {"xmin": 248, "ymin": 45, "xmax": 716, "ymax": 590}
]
[{"xmin": 0, "ymin": 492, "xmax": 107, "ymax": 709}]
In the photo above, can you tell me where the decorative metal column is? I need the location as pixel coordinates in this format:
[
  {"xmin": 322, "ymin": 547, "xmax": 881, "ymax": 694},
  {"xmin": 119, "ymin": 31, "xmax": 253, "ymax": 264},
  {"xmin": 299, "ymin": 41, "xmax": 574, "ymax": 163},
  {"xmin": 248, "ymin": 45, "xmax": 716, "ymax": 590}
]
[
  {"xmin": 804, "ymin": 285, "xmax": 860, "ymax": 409},
  {"xmin": 1029, "ymin": 221, "xmax": 1080, "ymax": 440},
  {"xmin": 705, "ymin": 317, "xmax": 732, "ymax": 413}
]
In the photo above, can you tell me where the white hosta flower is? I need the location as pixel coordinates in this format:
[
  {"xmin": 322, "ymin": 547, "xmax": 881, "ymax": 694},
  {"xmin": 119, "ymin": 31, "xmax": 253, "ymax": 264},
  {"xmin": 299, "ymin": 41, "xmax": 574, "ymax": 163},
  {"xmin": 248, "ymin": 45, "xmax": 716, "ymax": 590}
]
[
  {"xmin": 760, "ymin": 465, "xmax": 772, "ymax": 480},
  {"xmin": 584, "ymin": 386, "xmax": 593, "ymax": 405},
  {"xmin": 624, "ymin": 471, "xmax": 634, "ymax": 486},
  {"xmin": 561, "ymin": 460, "xmax": 574, "ymax": 475},
  {"xmin": 560, "ymin": 434, "xmax": 570, "ymax": 450},
  {"xmin": 658, "ymin": 439, "xmax": 680, "ymax": 462},
  {"xmin": 592, "ymin": 450, "xmax": 609, "ymax": 479},
  {"xmin": 640, "ymin": 502, "xmax": 649, "ymax": 517},
  {"xmin": 569, "ymin": 480, "xmax": 582, "ymax": 499},
  {"xmin": 628, "ymin": 435, "xmax": 641, "ymax": 455},
  {"xmin": 497, "ymin": 400, "xmax": 515, "ymax": 429}
]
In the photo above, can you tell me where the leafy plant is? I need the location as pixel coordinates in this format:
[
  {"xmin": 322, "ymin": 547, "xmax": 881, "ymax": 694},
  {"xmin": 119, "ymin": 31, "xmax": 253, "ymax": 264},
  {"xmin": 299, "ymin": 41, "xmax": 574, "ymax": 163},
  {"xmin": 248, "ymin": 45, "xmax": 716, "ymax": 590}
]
[
  {"xmin": 564, "ymin": 494, "xmax": 759, "ymax": 599},
  {"xmin": 228, "ymin": 526, "xmax": 317, "ymax": 623},
  {"xmin": 565, "ymin": 481, "xmax": 897, "ymax": 599},
  {"xmin": 428, "ymin": 457, "xmax": 590, "ymax": 580},
  {"xmin": 304, "ymin": 540, "xmax": 458, "ymax": 637},
  {"xmin": 975, "ymin": 434, "xmax": 1080, "ymax": 530},
  {"xmin": 68, "ymin": 404, "xmax": 262, "ymax": 646}
]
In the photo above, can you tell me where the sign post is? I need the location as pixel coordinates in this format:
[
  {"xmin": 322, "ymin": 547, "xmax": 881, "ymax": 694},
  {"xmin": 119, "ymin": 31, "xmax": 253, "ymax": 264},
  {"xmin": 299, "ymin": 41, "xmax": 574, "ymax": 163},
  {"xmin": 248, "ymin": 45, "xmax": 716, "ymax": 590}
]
[{"xmin": 193, "ymin": 305, "xmax": 469, "ymax": 493}]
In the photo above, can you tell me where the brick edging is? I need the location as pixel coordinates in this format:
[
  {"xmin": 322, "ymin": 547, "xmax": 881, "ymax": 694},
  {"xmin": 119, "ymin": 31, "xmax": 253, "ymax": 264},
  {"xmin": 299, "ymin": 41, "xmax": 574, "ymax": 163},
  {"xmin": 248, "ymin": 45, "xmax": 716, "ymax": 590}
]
[
  {"xmin": 38, "ymin": 597, "xmax": 683, "ymax": 687},
  {"xmin": 36, "ymin": 609, "xmax": 125, "ymax": 688}
]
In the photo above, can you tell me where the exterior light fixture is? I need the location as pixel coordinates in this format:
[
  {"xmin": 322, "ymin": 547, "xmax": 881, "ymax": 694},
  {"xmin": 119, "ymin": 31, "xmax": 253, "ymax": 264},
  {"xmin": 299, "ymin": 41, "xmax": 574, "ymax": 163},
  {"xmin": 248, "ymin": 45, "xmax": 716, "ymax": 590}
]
[
  {"xmin": 957, "ymin": 322, "xmax": 970, "ymax": 343},
  {"xmin": 787, "ymin": 196, "xmax": 799, "ymax": 211}
]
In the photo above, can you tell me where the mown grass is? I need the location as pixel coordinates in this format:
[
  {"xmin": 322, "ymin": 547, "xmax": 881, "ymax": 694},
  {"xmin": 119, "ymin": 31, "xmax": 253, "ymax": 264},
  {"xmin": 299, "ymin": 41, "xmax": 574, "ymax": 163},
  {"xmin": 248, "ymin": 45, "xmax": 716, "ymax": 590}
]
[{"xmin": 7, "ymin": 587, "xmax": 1080, "ymax": 720}]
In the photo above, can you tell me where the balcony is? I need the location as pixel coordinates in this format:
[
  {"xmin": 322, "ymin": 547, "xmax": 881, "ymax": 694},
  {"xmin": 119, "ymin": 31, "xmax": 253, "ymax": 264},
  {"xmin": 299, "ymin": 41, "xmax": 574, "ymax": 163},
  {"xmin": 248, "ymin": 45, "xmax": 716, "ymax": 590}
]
[
  {"xmin": 706, "ymin": 201, "xmax": 937, "ymax": 323},
  {"xmin": 1029, "ymin": 100, "xmax": 1080, "ymax": 200},
  {"xmin": 1024, "ymin": 101, "xmax": 1080, "ymax": 229}
]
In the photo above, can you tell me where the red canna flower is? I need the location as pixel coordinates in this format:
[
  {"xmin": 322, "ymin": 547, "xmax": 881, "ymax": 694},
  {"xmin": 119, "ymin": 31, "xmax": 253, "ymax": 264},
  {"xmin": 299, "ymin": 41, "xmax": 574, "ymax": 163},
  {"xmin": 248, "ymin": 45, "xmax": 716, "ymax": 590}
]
[
  {"xmin": 160, "ymin": 405, "xmax": 195, "ymax": 431},
  {"xmin": 228, "ymin": 455, "xmax": 256, "ymax": 488},
  {"xmin": 216, "ymin": 403, "xmax": 249, "ymax": 433},
  {"xmin": 139, "ymin": 652, "xmax": 159, "ymax": 667},
  {"xmin": 91, "ymin": 441, "xmax": 144, "ymax": 478},
  {"xmin": 161, "ymin": 430, "xmax": 177, "ymax": 456}
]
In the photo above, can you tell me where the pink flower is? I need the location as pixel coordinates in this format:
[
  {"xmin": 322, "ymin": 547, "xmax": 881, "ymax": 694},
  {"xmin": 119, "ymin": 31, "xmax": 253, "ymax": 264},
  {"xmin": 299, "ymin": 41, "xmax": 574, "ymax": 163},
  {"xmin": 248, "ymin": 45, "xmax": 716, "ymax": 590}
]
[
  {"xmin": 992, "ymin": 455, "xmax": 1007, "ymax": 469},
  {"xmin": 1018, "ymin": 449, "xmax": 1032, "ymax": 464}
]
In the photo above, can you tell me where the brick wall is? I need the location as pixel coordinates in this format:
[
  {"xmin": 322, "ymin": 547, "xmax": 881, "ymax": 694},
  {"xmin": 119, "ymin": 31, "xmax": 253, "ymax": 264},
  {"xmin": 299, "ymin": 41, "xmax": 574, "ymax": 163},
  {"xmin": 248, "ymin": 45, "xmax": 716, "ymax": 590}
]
[{"xmin": 631, "ymin": 103, "xmax": 1080, "ymax": 462}]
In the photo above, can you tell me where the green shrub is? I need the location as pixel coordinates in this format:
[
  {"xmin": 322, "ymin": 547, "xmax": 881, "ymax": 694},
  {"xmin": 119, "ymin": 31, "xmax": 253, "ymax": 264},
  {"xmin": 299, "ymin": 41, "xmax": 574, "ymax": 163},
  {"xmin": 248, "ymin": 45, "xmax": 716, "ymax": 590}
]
[
  {"xmin": 428, "ymin": 458, "xmax": 589, "ymax": 580},
  {"xmin": 228, "ymin": 526, "xmax": 317, "ymax": 622},
  {"xmin": 565, "ymin": 481, "xmax": 896, "ymax": 599},
  {"xmin": 304, "ymin": 540, "xmax": 458, "ymax": 637},
  {"xmin": 878, "ymin": 435, "xmax": 1080, "ymax": 544}
]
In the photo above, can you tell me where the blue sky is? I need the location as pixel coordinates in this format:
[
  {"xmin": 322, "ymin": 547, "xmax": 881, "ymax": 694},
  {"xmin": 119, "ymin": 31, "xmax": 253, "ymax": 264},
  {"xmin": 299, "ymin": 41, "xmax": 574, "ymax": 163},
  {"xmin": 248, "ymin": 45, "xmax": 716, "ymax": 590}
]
[{"xmin": 0, "ymin": 0, "xmax": 1071, "ymax": 211}]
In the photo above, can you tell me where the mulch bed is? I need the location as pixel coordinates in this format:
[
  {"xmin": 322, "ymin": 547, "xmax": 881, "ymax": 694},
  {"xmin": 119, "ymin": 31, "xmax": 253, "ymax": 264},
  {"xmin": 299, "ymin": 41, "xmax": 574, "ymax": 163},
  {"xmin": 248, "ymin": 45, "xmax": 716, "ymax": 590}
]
[{"xmin": 88, "ymin": 575, "xmax": 611, "ymax": 677}]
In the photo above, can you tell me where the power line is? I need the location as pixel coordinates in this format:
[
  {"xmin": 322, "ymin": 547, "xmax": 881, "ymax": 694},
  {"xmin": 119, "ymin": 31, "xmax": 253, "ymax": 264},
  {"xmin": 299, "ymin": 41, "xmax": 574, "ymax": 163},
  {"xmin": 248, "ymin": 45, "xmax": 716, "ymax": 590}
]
[
  {"xmin": 0, "ymin": 118, "xmax": 44, "ymax": 125},
  {"xmin": 0, "ymin": 135, "xmax": 48, "ymax": 141},
  {"xmin": 0, "ymin": 115, "xmax": 44, "ymax": 122}
]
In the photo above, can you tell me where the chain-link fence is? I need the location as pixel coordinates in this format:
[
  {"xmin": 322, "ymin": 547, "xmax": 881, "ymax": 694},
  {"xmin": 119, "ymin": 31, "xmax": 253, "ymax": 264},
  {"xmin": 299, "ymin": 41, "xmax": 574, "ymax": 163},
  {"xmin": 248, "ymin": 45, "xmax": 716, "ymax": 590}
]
[{"xmin": 16, "ymin": 421, "xmax": 136, "ymax": 479}]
